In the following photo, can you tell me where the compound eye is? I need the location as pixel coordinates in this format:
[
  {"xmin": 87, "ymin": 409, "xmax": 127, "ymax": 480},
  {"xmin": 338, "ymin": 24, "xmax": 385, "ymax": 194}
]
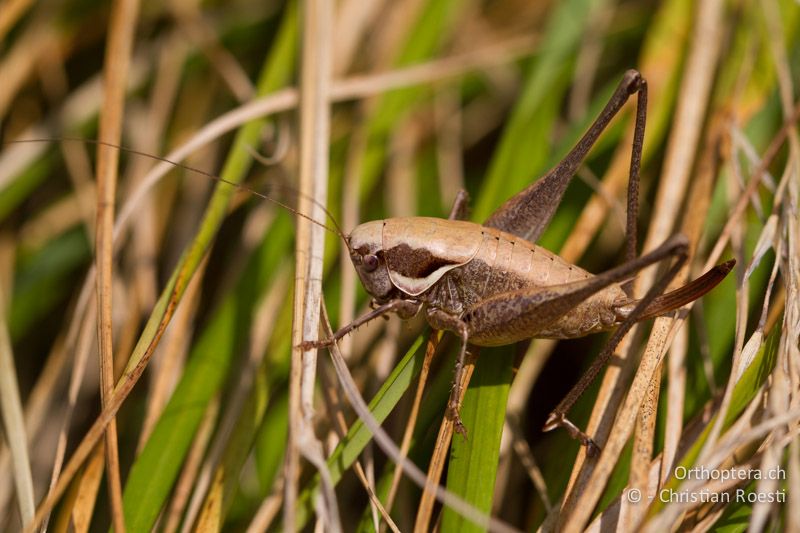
[{"xmin": 362, "ymin": 254, "xmax": 379, "ymax": 272}]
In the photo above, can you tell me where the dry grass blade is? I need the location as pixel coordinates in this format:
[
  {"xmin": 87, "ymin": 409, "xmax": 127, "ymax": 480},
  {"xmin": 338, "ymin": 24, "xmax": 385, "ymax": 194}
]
[
  {"xmin": 692, "ymin": 108, "xmax": 800, "ymax": 470},
  {"xmin": 385, "ymin": 332, "xmax": 441, "ymax": 515},
  {"xmin": 65, "ymin": 442, "xmax": 105, "ymax": 533},
  {"xmin": 704, "ymin": 99, "xmax": 800, "ymax": 270},
  {"xmin": 625, "ymin": 365, "xmax": 660, "ymax": 528},
  {"xmin": 0, "ymin": 0, "xmax": 34, "ymax": 40},
  {"xmin": 94, "ymin": 0, "xmax": 141, "ymax": 529},
  {"xmin": 286, "ymin": 0, "xmax": 336, "ymax": 530},
  {"xmin": 643, "ymin": 0, "xmax": 724, "ymax": 253},
  {"xmin": 245, "ymin": 475, "xmax": 284, "ymax": 533},
  {"xmin": 0, "ymin": 327, "xmax": 68, "ymax": 516},
  {"xmin": 0, "ymin": 283, "xmax": 34, "ymax": 525},
  {"xmin": 659, "ymin": 119, "xmax": 724, "ymax": 491},
  {"xmin": 42, "ymin": 302, "xmax": 96, "ymax": 529}
]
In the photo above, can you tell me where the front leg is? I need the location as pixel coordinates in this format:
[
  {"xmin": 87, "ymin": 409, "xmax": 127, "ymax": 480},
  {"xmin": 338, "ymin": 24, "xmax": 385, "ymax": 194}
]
[
  {"xmin": 302, "ymin": 299, "xmax": 422, "ymax": 350},
  {"xmin": 425, "ymin": 307, "xmax": 472, "ymax": 437}
]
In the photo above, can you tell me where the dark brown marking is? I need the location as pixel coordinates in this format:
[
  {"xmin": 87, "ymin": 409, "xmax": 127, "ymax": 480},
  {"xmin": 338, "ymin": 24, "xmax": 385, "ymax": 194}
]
[{"xmin": 383, "ymin": 243, "xmax": 460, "ymax": 279}]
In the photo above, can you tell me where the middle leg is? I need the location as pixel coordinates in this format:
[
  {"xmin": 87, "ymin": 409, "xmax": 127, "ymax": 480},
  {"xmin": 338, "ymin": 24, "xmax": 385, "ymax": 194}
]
[{"xmin": 426, "ymin": 307, "xmax": 472, "ymax": 437}]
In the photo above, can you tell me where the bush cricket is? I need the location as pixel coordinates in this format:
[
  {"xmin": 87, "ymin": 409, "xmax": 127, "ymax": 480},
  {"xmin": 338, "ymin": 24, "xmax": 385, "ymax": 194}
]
[
  {"xmin": 299, "ymin": 69, "xmax": 734, "ymax": 456},
  {"xmin": 9, "ymin": 70, "xmax": 733, "ymax": 459}
]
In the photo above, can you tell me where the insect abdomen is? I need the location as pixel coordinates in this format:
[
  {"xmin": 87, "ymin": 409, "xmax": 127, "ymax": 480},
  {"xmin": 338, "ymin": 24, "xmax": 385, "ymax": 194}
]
[
  {"xmin": 423, "ymin": 226, "xmax": 629, "ymax": 340},
  {"xmin": 467, "ymin": 226, "xmax": 596, "ymax": 296}
]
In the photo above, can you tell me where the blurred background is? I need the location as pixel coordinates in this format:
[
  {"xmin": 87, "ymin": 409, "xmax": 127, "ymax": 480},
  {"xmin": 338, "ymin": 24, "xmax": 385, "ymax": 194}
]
[{"xmin": 0, "ymin": 0, "xmax": 796, "ymax": 531}]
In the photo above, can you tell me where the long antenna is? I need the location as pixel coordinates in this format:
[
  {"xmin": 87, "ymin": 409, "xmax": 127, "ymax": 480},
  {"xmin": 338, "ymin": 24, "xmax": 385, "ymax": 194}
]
[{"xmin": 5, "ymin": 137, "xmax": 351, "ymax": 248}]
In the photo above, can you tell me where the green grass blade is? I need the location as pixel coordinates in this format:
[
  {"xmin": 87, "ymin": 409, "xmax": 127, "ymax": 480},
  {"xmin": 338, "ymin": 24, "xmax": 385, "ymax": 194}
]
[{"xmin": 442, "ymin": 347, "xmax": 515, "ymax": 532}]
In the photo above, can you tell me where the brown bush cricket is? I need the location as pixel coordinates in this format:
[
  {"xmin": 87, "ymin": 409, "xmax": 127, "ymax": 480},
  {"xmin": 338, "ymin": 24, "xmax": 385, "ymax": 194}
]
[{"xmin": 303, "ymin": 69, "xmax": 734, "ymax": 456}]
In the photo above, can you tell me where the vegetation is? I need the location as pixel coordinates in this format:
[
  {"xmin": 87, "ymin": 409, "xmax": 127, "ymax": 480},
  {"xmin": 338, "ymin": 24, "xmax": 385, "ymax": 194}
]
[{"xmin": 0, "ymin": 0, "xmax": 796, "ymax": 531}]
